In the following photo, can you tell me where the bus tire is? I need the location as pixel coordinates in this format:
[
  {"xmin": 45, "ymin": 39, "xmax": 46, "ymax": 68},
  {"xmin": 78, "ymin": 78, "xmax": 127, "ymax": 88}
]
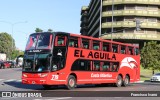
[
  {"xmin": 122, "ymin": 75, "xmax": 130, "ymax": 87},
  {"xmin": 115, "ymin": 75, "xmax": 123, "ymax": 87},
  {"xmin": 67, "ymin": 75, "xmax": 76, "ymax": 90},
  {"xmin": 42, "ymin": 85, "xmax": 52, "ymax": 89}
]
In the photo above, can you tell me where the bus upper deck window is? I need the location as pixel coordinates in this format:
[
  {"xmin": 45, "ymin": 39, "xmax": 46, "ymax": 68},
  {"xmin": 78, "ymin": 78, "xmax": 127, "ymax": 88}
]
[
  {"xmin": 82, "ymin": 39, "xmax": 90, "ymax": 49},
  {"xmin": 135, "ymin": 48, "xmax": 139, "ymax": 55},
  {"xmin": 55, "ymin": 36, "xmax": 67, "ymax": 46},
  {"xmin": 121, "ymin": 46, "xmax": 126, "ymax": 54},
  {"xmin": 128, "ymin": 47, "xmax": 133, "ymax": 55},
  {"xmin": 93, "ymin": 41, "xmax": 100, "ymax": 50},
  {"xmin": 69, "ymin": 37, "xmax": 78, "ymax": 48},
  {"xmin": 103, "ymin": 42, "xmax": 110, "ymax": 52},
  {"xmin": 112, "ymin": 44, "xmax": 118, "ymax": 53}
]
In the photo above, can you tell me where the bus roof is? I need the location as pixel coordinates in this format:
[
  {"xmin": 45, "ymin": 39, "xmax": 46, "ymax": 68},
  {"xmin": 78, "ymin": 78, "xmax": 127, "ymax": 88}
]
[{"xmin": 29, "ymin": 32, "xmax": 139, "ymax": 48}]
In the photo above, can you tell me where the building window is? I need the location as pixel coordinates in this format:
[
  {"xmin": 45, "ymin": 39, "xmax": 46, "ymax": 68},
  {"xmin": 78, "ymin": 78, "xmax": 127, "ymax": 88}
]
[
  {"xmin": 148, "ymin": 18, "xmax": 157, "ymax": 23},
  {"xmin": 148, "ymin": 6, "xmax": 158, "ymax": 11},
  {"xmin": 136, "ymin": 6, "xmax": 146, "ymax": 10},
  {"xmin": 125, "ymin": 5, "xmax": 135, "ymax": 10}
]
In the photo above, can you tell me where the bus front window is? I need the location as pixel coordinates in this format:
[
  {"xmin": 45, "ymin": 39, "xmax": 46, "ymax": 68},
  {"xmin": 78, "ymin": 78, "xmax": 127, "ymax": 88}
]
[
  {"xmin": 23, "ymin": 54, "xmax": 51, "ymax": 72},
  {"xmin": 25, "ymin": 33, "xmax": 53, "ymax": 50}
]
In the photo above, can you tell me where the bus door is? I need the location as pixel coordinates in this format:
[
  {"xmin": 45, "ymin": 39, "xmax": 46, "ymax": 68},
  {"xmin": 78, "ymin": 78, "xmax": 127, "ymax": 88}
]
[{"xmin": 49, "ymin": 34, "xmax": 69, "ymax": 83}]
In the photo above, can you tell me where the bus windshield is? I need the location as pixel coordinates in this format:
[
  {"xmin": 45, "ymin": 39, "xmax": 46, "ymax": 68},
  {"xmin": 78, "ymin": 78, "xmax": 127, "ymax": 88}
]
[
  {"xmin": 25, "ymin": 33, "xmax": 53, "ymax": 50},
  {"xmin": 23, "ymin": 54, "xmax": 51, "ymax": 72}
]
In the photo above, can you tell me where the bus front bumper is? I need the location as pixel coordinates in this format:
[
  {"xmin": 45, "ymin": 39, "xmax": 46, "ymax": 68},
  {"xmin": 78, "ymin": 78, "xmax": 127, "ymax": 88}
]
[{"xmin": 22, "ymin": 78, "xmax": 47, "ymax": 85}]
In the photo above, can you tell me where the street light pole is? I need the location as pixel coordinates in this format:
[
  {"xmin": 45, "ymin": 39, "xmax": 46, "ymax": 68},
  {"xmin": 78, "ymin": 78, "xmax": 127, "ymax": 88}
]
[
  {"xmin": 0, "ymin": 21, "xmax": 27, "ymax": 50},
  {"xmin": 111, "ymin": 0, "xmax": 114, "ymax": 41},
  {"xmin": 99, "ymin": 0, "xmax": 102, "ymax": 37}
]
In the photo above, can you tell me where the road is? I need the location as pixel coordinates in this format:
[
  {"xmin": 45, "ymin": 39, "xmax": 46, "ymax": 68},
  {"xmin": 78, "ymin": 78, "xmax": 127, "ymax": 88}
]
[{"xmin": 0, "ymin": 68, "xmax": 160, "ymax": 100}]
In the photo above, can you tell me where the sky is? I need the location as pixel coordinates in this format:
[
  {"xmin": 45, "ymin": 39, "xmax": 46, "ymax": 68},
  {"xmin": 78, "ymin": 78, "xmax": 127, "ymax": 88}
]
[{"xmin": 0, "ymin": 0, "xmax": 90, "ymax": 51}]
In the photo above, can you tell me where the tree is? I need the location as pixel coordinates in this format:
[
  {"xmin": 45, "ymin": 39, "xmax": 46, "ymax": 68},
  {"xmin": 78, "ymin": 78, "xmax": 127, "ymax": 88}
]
[
  {"xmin": 12, "ymin": 50, "xmax": 24, "ymax": 60},
  {"xmin": 35, "ymin": 28, "xmax": 43, "ymax": 32},
  {"xmin": 141, "ymin": 41, "xmax": 160, "ymax": 75},
  {"xmin": 0, "ymin": 32, "xmax": 15, "ymax": 59},
  {"xmin": 47, "ymin": 29, "xmax": 53, "ymax": 32}
]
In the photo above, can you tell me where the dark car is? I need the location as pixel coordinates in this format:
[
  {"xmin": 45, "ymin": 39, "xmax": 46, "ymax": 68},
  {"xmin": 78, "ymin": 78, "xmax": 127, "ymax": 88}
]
[
  {"xmin": 0, "ymin": 61, "xmax": 11, "ymax": 69},
  {"xmin": 0, "ymin": 61, "xmax": 5, "ymax": 69},
  {"xmin": 7, "ymin": 61, "xmax": 16, "ymax": 68}
]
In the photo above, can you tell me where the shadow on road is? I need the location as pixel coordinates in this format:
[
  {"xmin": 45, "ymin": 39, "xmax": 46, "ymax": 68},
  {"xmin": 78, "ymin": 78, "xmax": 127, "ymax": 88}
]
[
  {"xmin": 3, "ymin": 81, "xmax": 130, "ymax": 90},
  {"xmin": 3, "ymin": 81, "xmax": 43, "ymax": 90}
]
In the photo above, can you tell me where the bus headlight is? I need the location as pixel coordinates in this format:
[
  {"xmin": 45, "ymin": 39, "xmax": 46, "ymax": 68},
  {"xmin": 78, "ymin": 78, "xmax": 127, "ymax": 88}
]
[
  {"xmin": 40, "ymin": 74, "xmax": 48, "ymax": 78},
  {"xmin": 23, "ymin": 74, "xmax": 27, "ymax": 77}
]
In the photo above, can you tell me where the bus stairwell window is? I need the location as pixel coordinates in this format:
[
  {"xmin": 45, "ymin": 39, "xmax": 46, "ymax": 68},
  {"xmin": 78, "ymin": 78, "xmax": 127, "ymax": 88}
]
[{"xmin": 58, "ymin": 39, "xmax": 64, "ymax": 46}]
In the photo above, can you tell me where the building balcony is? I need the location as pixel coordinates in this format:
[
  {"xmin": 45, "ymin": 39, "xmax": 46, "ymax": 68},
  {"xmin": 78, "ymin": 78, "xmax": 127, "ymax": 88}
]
[
  {"xmin": 103, "ymin": 0, "xmax": 160, "ymax": 6},
  {"xmin": 80, "ymin": 20, "xmax": 88, "ymax": 27},
  {"xmin": 81, "ymin": 6, "xmax": 88, "ymax": 14},
  {"xmin": 102, "ymin": 21, "xmax": 160, "ymax": 29},
  {"xmin": 100, "ymin": 32, "xmax": 160, "ymax": 40},
  {"xmin": 102, "ymin": 9, "xmax": 160, "ymax": 17}
]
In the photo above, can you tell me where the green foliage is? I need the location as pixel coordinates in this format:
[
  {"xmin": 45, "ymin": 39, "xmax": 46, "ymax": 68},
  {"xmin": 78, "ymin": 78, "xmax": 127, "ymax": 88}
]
[
  {"xmin": 35, "ymin": 28, "xmax": 43, "ymax": 32},
  {"xmin": 12, "ymin": 50, "xmax": 24, "ymax": 60},
  {"xmin": 47, "ymin": 29, "xmax": 53, "ymax": 32},
  {"xmin": 141, "ymin": 41, "xmax": 160, "ymax": 74},
  {"xmin": 0, "ymin": 32, "xmax": 15, "ymax": 59}
]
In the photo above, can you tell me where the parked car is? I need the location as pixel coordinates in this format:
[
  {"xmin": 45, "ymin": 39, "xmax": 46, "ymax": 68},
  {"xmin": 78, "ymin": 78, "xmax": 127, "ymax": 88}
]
[
  {"xmin": 0, "ymin": 61, "xmax": 5, "ymax": 69},
  {"xmin": 0, "ymin": 61, "xmax": 11, "ymax": 69},
  {"xmin": 150, "ymin": 73, "xmax": 160, "ymax": 82},
  {"xmin": 7, "ymin": 61, "xmax": 16, "ymax": 68}
]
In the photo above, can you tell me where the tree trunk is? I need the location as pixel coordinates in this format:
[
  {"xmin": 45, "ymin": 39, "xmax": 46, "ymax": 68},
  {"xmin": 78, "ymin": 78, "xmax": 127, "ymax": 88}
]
[{"xmin": 152, "ymin": 70, "xmax": 155, "ymax": 75}]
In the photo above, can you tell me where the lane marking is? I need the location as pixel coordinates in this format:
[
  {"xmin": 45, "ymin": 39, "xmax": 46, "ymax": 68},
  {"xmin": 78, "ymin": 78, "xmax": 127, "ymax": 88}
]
[
  {"xmin": 0, "ymin": 79, "xmax": 4, "ymax": 81},
  {"xmin": 5, "ymin": 79, "xmax": 17, "ymax": 82}
]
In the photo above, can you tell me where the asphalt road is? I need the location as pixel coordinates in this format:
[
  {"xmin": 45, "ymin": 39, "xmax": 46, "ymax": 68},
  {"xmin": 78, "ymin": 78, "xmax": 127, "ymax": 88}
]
[{"xmin": 0, "ymin": 68, "xmax": 160, "ymax": 100}]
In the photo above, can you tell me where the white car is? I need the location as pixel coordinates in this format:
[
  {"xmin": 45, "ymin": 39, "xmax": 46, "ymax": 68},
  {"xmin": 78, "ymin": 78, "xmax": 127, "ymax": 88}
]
[{"xmin": 150, "ymin": 73, "xmax": 160, "ymax": 82}]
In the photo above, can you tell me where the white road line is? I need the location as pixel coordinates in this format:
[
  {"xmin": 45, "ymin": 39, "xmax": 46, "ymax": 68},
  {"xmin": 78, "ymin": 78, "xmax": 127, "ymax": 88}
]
[
  {"xmin": 5, "ymin": 79, "xmax": 17, "ymax": 82},
  {"xmin": 15, "ymin": 79, "xmax": 22, "ymax": 82},
  {"xmin": 0, "ymin": 79, "xmax": 4, "ymax": 81}
]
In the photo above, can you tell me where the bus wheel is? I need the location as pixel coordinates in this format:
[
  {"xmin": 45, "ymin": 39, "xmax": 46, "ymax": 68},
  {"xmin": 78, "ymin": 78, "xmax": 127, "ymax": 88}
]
[
  {"xmin": 122, "ymin": 75, "xmax": 130, "ymax": 87},
  {"xmin": 115, "ymin": 75, "xmax": 122, "ymax": 87},
  {"xmin": 67, "ymin": 75, "xmax": 76, "ymax": 90},
  {"xmin": 42, "ymin": 85, "xmax": 52, "ymax": 89}
]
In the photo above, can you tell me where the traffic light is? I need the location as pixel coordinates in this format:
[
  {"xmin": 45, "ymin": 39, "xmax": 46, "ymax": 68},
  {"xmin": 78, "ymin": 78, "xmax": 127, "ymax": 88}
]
[{"xmin": 135, "ymin": 19, "xmax": 141, "ymax": 31}]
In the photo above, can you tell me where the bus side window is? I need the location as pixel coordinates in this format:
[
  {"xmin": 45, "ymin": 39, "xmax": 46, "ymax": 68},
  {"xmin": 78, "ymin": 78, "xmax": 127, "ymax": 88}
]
[
  {"xmin": 121, "ymin": 45, "xmax": 126, "ymax": 54},
  {"xmin": 102, "ymin": 62, "xmax": 110, "ymax": 71},
  {"xmin": 93, "ymin": 61, "xmax": 100, "ymax": 71},
  {"xmin": 55, "ymin": 36, "xmax": 67, "ymax": 46},
  {"xmin": 93, "ymin": 41, "xmax": 100, "ymax": 50},
  {"xmin": 112, "ymin": 44, "xmax": 118, "ymax": 53},
  {"xmin": 111, "ymin": 62, "xmax": 119, "ymax": 72},
  {"xmin": 128, "ymin": 47, "xmax": 133, "ymax": 55},
  {"xmin": 82, "ymin": 38, "xmax": 90, "ymax": 49},
  {"xmin": 71, "ymin": 60, "xmax": 91, "ymax": 71},
  {"xmin": 103, "ymin": 42, "xmax": 110, "ymax": 52},
  {"xmin": 69, "ymin": 36, "xmax": 78, "ymax": 48},
  {"xmin": 134, "ymin": 48, "xmax": 139, "ymax": 55}
]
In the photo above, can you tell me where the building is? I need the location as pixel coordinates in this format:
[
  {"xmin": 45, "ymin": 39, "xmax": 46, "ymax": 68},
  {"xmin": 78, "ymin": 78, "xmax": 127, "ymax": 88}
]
[{"xmin": 80, "ymin": 0, "xmax": 160, "ymax": 46}]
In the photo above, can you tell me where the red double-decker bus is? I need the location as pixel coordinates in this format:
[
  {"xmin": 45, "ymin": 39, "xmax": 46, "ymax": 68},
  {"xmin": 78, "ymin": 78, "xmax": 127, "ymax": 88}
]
[{"xmin": 22, "ymin": 32, "xmax": 140, "ymax": 89}]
